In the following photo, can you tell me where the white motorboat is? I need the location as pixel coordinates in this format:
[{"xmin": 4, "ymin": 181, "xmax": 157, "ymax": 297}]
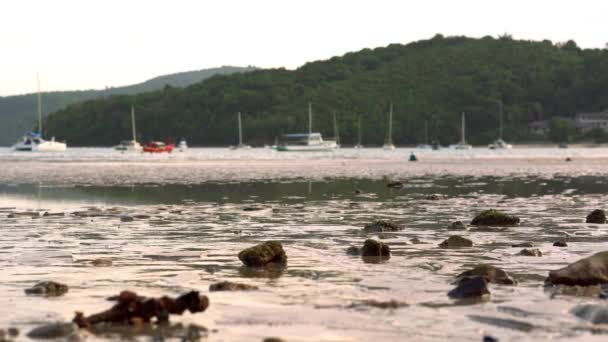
[
  {"xmin": 450, "ymin": 112, "xmax": 472, "ymax": 150},
  {"xmin": 275, "ymin": 103, "xmax": 337, "ymax": 152}
]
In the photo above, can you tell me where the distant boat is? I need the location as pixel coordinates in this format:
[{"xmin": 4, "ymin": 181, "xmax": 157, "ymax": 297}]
[
  {"xmin": 143, "ymin": 139, "xmax": 175, "ymax": 153},
  {"xmin": 488, "ymin": 101, "xmax": 513, "ymax": 149},
  {"xmin": 230, "ymin": 112, "xmax": 251, "ymax": 150},
  {"xmin": 417, "ymin": 121, "xmax": 432, "ymax": 149},
  {"xmin": 382, "ymin": 103, "xmax": 396, "ymax": 150},
  {"xmin": 114, "ymin": 106, "xmax": 142, "ymax": 152},
  {"xmin": 558, "ymin": 143, "xmax": 569, "ymax": 149},
  {"xmin": 12, "ymin": 75, "xmax": 67, "ymax": 152},
  {"xmin": 275, "ymin": 103, "xmax": 337, "ymax": 152},
  {"xmin": 178, "ymin": 138, "xmax": 188, "ymax": 152},
  {"xmin": 354, "ymin": 115, "xmax": 363, "ymax": 149},
  {"xmin": 450, "ymin": 112, "xmax": 472, "ymax": 150}
]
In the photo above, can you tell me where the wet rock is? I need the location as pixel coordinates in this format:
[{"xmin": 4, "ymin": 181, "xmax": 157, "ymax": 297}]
[
  {"xmin": 553, "ymin": 240, "xmax": 568, "ymax": 247},
  {"xmin": 547, "ymin": 251, "xmax": 608, "ymax": 286},
  {"xmin": 243, "ymin": 206, "xmax": 264, "ymax": 211},
  {"xmin": 548, "ymin": 284, "xmax": 605, "ymax": 298},
  {"xmin": 425, "ymin": 194, "xmax": 442, "ymax": 200},
  {"xmin": 120, "ymin": 216, "xmax": 134, "ymax": 222},
  {"xmin": 565, "ymin": 157, "xmax": 573, "ymax": 162},
  {"xmin": 349, "ymin": 299, "xmax": 409, "ymax": 309},
  {"xmin": 263, "ymin": 338, "xmax": 286, "ymax": 342},
  {"xmin": 133, "ymin": 214, "xmax": 151, "ymax": 219},
  {"xmin": 363, "ymin": 220, "xmax": 403, "ymax": 233},
  {"xmin": 354, "ymin": 189, "xmax": 362, "ymax": 195},
  {"xmin": 361, "ymin": 239, "xmax": 390, "ymax": 258},
  {"xmin": 386, "ymin": 181, "xmax": 404, "ymax": 189},
  {"xmin": 511, "ymin": 242, "xmax": 535, "ymax": 248},
  {"xmin": 91, "ymin": 258, "xmax": 113, "ymax": 267},
  {"xmin": 447, "ymin": 276, "xmax": 490, "ymax": 299},
  {"xmin": 238, "ymin": 241, "xmax": 287, "ymax": 267},
  {"xmin": 470, "ymin": 209, "xmax": 520, "ymax": 226},
  {"xmin": 439, "ymin": 235, "xmax": 473, "ymax": 249},
  {"xmin": 209, "ymin": 281, "xmax": 258, "ymax": 292},
  {"xmin": 43, "ymin": 212, "xmax": 65, "ymax": 217},
  {"xmin": 27, "ymin": 322, "xmax": 77, "ymax": 339},
  {"xmin": 518, "ymin": 248, "xmax": 542, "ymax": 257},
  {"xmin": 24, "ymin": 281, "xmax": 68, "ymax": 296},
  {"xmin": 447, "ymin": 221, "xmax": 467, "ymax": 230},
  {"xmin": 571, "ymin": 304, "xmax": 608, "ymax": 324},
  {"xmin": 345, "ymin": 246, "xmax": 361, "ymax": 256},
  {"xmin": 455, "ymin": 264, "xmax": 517, "ymax": 285},
  {"xmin": 410, "ymin": 237, "xmax": 425, "ymax": 244},
  {"xmin": 7, "ymin": 212, "xmax": 40, "ymax": 218},
  {"xmin": 7, "ymin": 328, "xmax": 18, "ymax": 338},
  {"xmin": 483, "ymin": 336, "xmax": 499, "ymax": 342},
  {"xmin": 586, "ymin": 209, "xmax": 606, "ymax": 224}
]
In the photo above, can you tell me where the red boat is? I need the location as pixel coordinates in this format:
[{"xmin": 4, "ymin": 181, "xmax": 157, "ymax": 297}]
[{"xmin": 143, "ymin": 141, "xmax": 175, "ymax": 153}]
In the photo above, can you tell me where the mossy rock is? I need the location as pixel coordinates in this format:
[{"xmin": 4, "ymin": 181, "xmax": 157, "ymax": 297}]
[
  {"xmin": 439, "ymin": 235, "xmax": 473, "ymax": 249},
  {"xmin": 24, "ymin": 281, "xmax": 68, "ymax": 296},
  {"xmin": 455, "ymin": 264, "xmax": 516, "ymax": 285},
  {"xmin": 471, "ymin": 209, "xmax": 520, "ymax": 226},
  {"xmin": 586, "ymin": 209, "xmax": 606, "ymax": 224},
  {"xmin": 363, "ymin": 220, "xmax": 403, "ymax": 233},
  {"xmin": 238, "ymin": 241, "xmax": 287, "ymax": 267}
]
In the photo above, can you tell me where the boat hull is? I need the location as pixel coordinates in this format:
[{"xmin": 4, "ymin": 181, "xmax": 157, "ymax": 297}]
[{"xmin": 33, "ymin": 141, "xmax": 67, "ymax": 152}]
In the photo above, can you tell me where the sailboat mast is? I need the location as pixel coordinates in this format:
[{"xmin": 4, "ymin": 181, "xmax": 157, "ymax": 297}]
[
  {"xmin": 461, "ymin": 112, "xmax": 466, "ymax": 144},
  {"xmin": 238, "ymin": 112, "xmax": 243, "ymax": 145},
  {"xmin": 308, "ymin": 102, "xmax": 312, "ymax": 135},
  {"xmin": 37, "ymin": 74, "xmax": 42, "ymax": 134},
  {"xmin": 333, "ymin": 112, "xmax": 339, "ymax": 145},
  {"xmin": 131, "ymin": 106, "xmax": 136, "ymax": 141},
  {"xmin": 424, "ymin": 120, "xmax": 429, "ymax": 144},
  {"xmin": 499, "ymin": 101, "xmax": 503, "ymax": 140},
  {"xmin": 357, "ymin": 116, "xmax": 362, "ymax": 146},
  {"xmin": 387, "ymin": 103, "xmax": 393, "ymax": 144}
]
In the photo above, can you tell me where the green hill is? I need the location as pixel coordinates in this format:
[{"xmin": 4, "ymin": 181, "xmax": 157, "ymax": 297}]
[
  {"xmin": 0, "ymin": 66, "xmax": 256, "ymax": 145},
  {"xmin": 44, "ymin": 35, "xmax": 608, "ymax": 146}
]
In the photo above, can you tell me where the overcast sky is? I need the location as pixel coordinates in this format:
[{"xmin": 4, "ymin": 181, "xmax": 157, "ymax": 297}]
[{"xmin": 2, "ymin": 0, "xmax": 607, "ymax": 96}]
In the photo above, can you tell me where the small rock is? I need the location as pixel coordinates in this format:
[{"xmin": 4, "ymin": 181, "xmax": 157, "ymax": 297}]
[
  {"xmin": 386, "ymin": 181, "xmax": 404, "ymax": 189},
  {"xmin": 91, "ymin": 258, "xmax": 113, "ymax": 267},
  {"xmin": 410, "ymin": 237, "xmax": 424, "ymax": 244},
  {"xmin": 133, "ymin": 214, "xmax": 151, "ymax": 219},
  {"xmin": 547, "ymin": 251, "xmax": 608, "ymax": 286},
  {"xmin": 27, "ymin": 323, "xmax": 77, "ymax": 339},
  {"xmin": 565, "ymin": 157, "xmax": 573, "ymax": 162},
  {"xmin": 571, "ymin": 304, "xmax": 608, "ymax": 324},
  {"xmin": 586, "ymin": 209, "xmax": 606, "ymax": 224},
  {"xmin": 447, "ymin": 276, "xmax": 490, "ymax": 299},
  {"xmin": 120, "ymin": 216, "xmax": 134, "ymax": 222},
  {"xmin": 209, "ymin": 281, "xmax": 258, "ymax": 292},
  {"xmin": 518, "ymin": 248, "xmax": 542, "ymax": 257},
  {"xmin": 354, "ymin": 189, "xmax": 362, "ymax": 195},
  {"xmin": 238, "ymin": 241, "xmax": 287, "ymax": 267},
  {"xmin": 349, "ymin": 299, "xmax": 409, "ymax": 309},
  {"xmin": 483, "ymin": 336, "xmax": 499, "ymax": 342},
  {"xmin": 7, "ymin": 328, "xmax": 18, "ymax": 337},
  {"xmin": 511, "ymin": 242, "xmax": 535, "ymax": 248},
  {"xmin": 455, "ymin": 264, "xmax": 517, "ymax": 285},
  {"xmin": 470, "ymin": 209, "xmax": 520, "ymax": 226},
  {"xmin": 447, "ymin": 221, "xmax": 467, "ymax": 230},
  {"xmin": 439, "ymin": 235, "xmax": 473, "ymax": 249},
  {"xmin": 243, "ymin": 206, "xmax": 264, "ymax": 211},
  {"xmin": 425, "ymin": 194, "xmax": 441, "ymax": 200},
  {"xmin": 553, "ymin": 240, "xmax": 568, "ymax": 247},
  {"xmin": 24, "ymin": 281, "xmax": 68, "ymax": 296},
  {"xmin": 363, "ymin": 220, "xmax": 403, "ymax": 232},
  {"xmin": 263, "ymin": 338, "xmax": 286, "ymax": 342},
  {"xmin": 346, "ymin": 246, "xmax": 361, "ymax": 256},
  {"xmin": 361, "ymin": 239, "xmax": 390, "ymax": 258}
]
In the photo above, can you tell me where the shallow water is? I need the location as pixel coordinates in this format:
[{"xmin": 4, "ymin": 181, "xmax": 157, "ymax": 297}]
[{"xmin": 2, "ymin": 148, "xmax": 608, "ymax": 341}]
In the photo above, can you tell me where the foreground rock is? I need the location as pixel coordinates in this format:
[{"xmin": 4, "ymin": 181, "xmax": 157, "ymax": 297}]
[
  {"xmin": 547, "ymin": 251, "xmax": 608, "ymax": 286},
  {"xmin": 27, "ymin": 323, "xmax": 78, "ymax": 339},
  {"xmin": 363, "ymin": 220, "xmax": 403, "ymax": 233},
  {"xmin": 386, "ymin": 181, "xmax": 404, "ymax": 189},
  {"xmin": 439, "ymin": 235, "xmax": 473, "ymax": 249},
  {"xmin": 238, "ymin": 241, "xmax": 287, "ymax": 267},
  {"xmin": 586, "ymin": 209, "xmax": 606, "ymax": 224},
  {"xmin": 73, "ymin": 290, "xmax": 209, "ymax": 327},
  {"xmin": 511, "ymin": 242, "xmax": 535, "ymax": 248},
  {"xmin": 455, "ymin": 265, "xmax": 517, "ymax": 285},
  {"xmin": 209, "ymin": 281, "xmax": 258, "ymax": 292},
  {"xmin": 571, "ymin": 304, "xmax": 608, "ymax": 324},
  {"xmin": 518, "ymin": 248, "xmax": 542, "ymax": 257},
  {"xmin": 345, "ymin": 246, "xmax": 361, "ymax": 256},
  {"xmin": 470, "ymin": 209, "xmax": 520, "ymax": 226},
  {"xmin": 348, "ymin": 299, "xmax": 409, "ymax": 309},
  {"xmin": 448, "ymin": 276, "xmax": 490, "ymax": 299},
  {"xmin": 24, "ymin": 281, "xmax": 68, "ymax": 296},
  {"xmin": 553, "ymin": 240, "xmax": 568, "ymax": 247},
  {"xmin": 447, "ymin": 221, "xmax": 467, "ymax": 230},
  {"xmin": 361, "ymin": 239, "xmax": 390, "ymax": 258}
]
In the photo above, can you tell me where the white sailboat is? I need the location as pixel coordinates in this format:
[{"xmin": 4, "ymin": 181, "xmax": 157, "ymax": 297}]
[
  {"xmin": 417, "ymin": 121, "xmax": 432, "ymax": 149},
  {"xmin": 114, "ymin": 106, "xmax": 143, "ymax": 152},
  {"xmin": 276, "ymin": 103, "xmax": 337, "ymax": 152},
  {"xmin": 332, "ymin": 112, "xmax": 341, "ymax": 148},
  {"xmin": 12, "ymin": 75, "xmax": 67, "ymax": 152},
  {"xmin": 488, "ymin": 101, "xmax": 512, "ymax": 149},
  {"xmin": 450, "ymin": 112, "xmax": 472, "ymax": 150},
  {"xmin": 230, "ymin": 112, "xmax": 251, "ymax": 149},
  {"xmin": 382, "ymin": 103, "xmax": 396, "ymax": 150},
  {"xmin": 178, "ymin": 138, "xmax": 188, "ymax": 152},
  {"xmin": 354, "ymin": 116, "xmax": 363, "ymax": 149}
]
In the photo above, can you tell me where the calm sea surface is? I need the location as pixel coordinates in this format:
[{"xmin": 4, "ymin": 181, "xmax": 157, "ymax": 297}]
[{"xmin": 1, "ymin": 147, "xmax": 608, "ymax": 341}]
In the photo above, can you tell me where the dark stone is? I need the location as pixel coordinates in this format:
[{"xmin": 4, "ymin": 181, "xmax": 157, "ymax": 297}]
[
  {"xmin": 209, "ymin": 281, "xmax": 258, "ymax": 292},
  {"xmin": 511, "ymin": 242, "xmax": 535, "ymax": 248},
  {"xmin": 483, "ymin": 336, "xmax": 499, "ymax": 342},
  {"xmin": 346, "ymin": 246, "xmax": 361, "ymax": 256},
  {"xmin": 571, "ymin": 304, "xmax": 608, "ymax": 324},
  {"xmin": 133, "ymin": 214, "xmax": 151, "ymax": 219},
  {"xmin": 363, "ymin": 220, "xmax": 403, "ymax": 233},
  {"xmin": 354, "ymin": 189, "xmax": 362, "ymax": 195},
  {"xmin": 361, "ymin": 239, "xmax": 390, "ymax": 258},
  {"xmin": 439, "ymin": 235, "xmax": 473, "ymax": 249},
  {"xmin": 7, "ymin": 328, "xmax": 18, "ymax": 337},
  {"xmin": 447, "ymin": 276, "xmax": 490, "ymax": 299},
  {"xmin": 518, "ymin": 248, "xmax": 542, "ymax": 257},
  {"xmin": 586, "ymin": 209, "xmax": 606, "ymax": 224},
  {"xmin": 455, "ymin": 264, "xmax": 517, "ymax": 285},
  {"xmin": 24, "ymin": 281, "xmax": 68, "ymax": 296},
  {"xmin": 410, "ymin": 237, "xmax": 424, "ymax": 244},
  {"xmin": 470, "ymin": 209, "xmax": 520, "ymax": 226},
  {"xmin": 565, "ymin": 157, "xmax": 573, "ymax": 162},
  {"xmin": 243, "ymin": 206, "xmax": 265, "ymax": 211},
  {"xmin": 263, "ymin": 338, "xmax": 286, "ymax": 342},
  {"xmin": 425, "ymin": 194, "xmax": 441, "ymax": 200},
  {"xmin": 553, "ymin": 240, "xmax": 568, "ymax": 247},
  {"xmin": 120, "ymin": 216, "xmax": 134, "ymax": 222},
  {"xmin": 546, "ymin": 251, "xmax": 608, "ymax": 286},
  {"xmin": 386, "ymin": 181, "xmax": 404, "ymax": 189},
  {"xmin": 27, "ymin": 323, "xmax": 77, "ymax": 339},
  {"xmin": 91, "ymin": 258, "xmax": 113, "ymax": 267},
  {"xmin": 238, "ymin": 241, "xmax": 287, "ymax": 267},
  {"xmin": 447, "ymin": 221, "xmax": 467, "ymax": 230},
  {"xmin": 349, "ymin": 299, "xmax": 409, "ymax": 309}
]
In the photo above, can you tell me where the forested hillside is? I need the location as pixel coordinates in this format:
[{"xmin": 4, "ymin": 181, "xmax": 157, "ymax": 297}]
[
  {"xmin": 43, "ymin": 35, "xmax": 608, "ymax": 146},
  {"xmin": 0, "ymin": 66, "xmax": 256, "ymax": 145}
]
